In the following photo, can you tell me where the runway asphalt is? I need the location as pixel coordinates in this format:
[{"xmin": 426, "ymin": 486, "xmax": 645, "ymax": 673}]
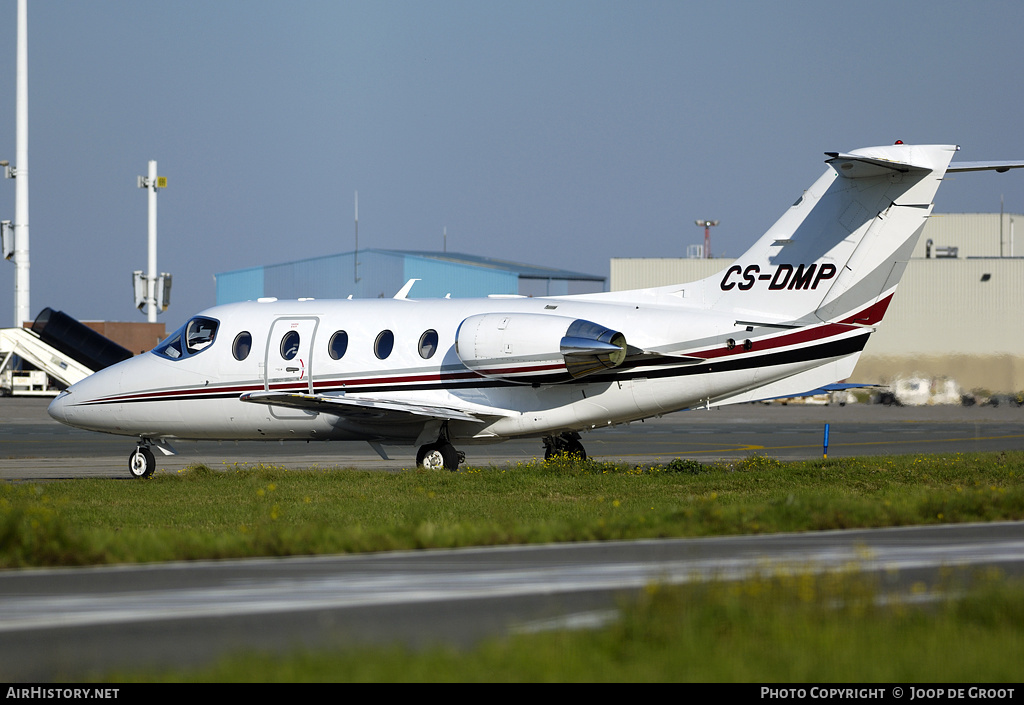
[
  {"xmin": 2, "ymin": 396, "xmax": 1024, "ymax": 479},
  {"xmin": 2, "ymin": 396, "xmax": 1024, "ymax": 680},
  {"xmin": 0, "ymin": 522, "xmax": 1021, "ymax": 681}
]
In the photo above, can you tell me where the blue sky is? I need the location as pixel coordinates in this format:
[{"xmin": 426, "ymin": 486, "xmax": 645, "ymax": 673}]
[{"xmin": 2, "ymin": 0, "xmax": 1024, "ymax": 328}]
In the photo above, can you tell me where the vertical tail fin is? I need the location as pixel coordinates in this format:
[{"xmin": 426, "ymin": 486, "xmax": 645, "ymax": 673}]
[{"xmin": 705, "ymin": 143, "xmax": 958, "ymax": 326}]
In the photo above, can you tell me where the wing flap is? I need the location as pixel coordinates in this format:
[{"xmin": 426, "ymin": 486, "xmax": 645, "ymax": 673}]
[
  {"xmin": 240, "ymin": 390, "xmax": 490, "ymax": 423},
  {"xmin": 753, "ymin": 382, "xmax": 878, "ymax": 404}
]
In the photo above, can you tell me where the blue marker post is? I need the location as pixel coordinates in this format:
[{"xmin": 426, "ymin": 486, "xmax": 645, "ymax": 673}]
[{"xmin": 823, "ymin": 423, "xmax": 830, "ymax": 460}]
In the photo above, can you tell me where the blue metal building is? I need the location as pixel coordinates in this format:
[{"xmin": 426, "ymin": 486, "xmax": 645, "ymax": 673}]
[{"xmin": 215, "ymin": 249, "xmax": 606, "ymax": 304}]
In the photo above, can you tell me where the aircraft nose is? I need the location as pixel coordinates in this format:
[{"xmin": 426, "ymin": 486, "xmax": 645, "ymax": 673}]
[
  {"xmin": 46, "ymin": 364, "xmax": 123, "ymax": 431},
  {"xmin": 47, "ymin": 389, "xmax": 72, "ymax": 425},
  {"xmin": 45, "ymin": 361, "xmax": 134, "ymax": 433}
]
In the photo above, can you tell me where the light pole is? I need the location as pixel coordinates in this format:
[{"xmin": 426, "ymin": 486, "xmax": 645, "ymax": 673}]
[
  {"xmin": 695, "ymin": 219, "xmax": 719, "ymax": 259},
  {"xmin": 134, "ymin": 161, "xmax": 171, "ymax": 323},
  {"xmin": 4, "ymin": 0, "xmax": 30, "ymax": 327}
]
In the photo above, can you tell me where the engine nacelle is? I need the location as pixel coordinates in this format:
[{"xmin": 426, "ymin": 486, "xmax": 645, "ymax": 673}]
[{"xmin": 455, "ymin": 313, "xmax": 627, "ymax": 383}]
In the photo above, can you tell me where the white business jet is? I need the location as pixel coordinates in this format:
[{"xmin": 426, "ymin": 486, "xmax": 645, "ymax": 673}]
[{"xmin": 48, "ymin": 143, "xmax": 1023, "ymax": 477}]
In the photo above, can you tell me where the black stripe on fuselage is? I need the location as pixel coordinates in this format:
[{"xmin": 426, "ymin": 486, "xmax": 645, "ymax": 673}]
[{"xmin": 79, "ymin": 332, "xmax": 870, "ymax": 406}]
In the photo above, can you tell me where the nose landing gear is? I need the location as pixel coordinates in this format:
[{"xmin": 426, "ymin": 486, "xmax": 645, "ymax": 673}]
[
  {"xmin": 128, "ymin": 444, "xmax": 156, "ymax": 479},
  {"xmin": 126, "ymin": 439, "xmax": 176, "ymax": 479}
]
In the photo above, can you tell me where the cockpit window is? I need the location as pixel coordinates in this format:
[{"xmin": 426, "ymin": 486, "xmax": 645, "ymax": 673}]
[
  {"xmin": 186, "ymin": 317, "xmax": 218, "ymax": 354},
  {"xmin": 154, "ymin": 329, "xmax": 184, "ymax": 359},
  {"xmin": 153, "ymin": 316, "xmax": 220, "ymax": 361}
]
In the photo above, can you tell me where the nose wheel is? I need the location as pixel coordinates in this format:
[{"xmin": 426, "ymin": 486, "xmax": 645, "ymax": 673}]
[{"xmin": 128, "ymin": 445, "xmax": 156, "ymax": 479}]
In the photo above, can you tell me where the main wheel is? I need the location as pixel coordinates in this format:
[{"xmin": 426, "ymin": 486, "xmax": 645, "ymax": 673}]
[
  {"xmin": 416, "ymin": 442, "xmax": 460, "ymax": 471},
  {"xmin": 564, "ymin": 438, "xmax": 587, "ymax": 460},
  {"xmin": 543, "ymin": 434, "xmax": 587, "ymax": 461},
  {"xmin": 128, "ymin": 446, "xmax": 156, "ymax": 479}
]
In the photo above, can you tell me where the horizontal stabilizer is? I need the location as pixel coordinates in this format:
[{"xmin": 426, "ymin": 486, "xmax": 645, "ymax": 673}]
[
  {"xmin": 946, "ymin": 160, "xmax": 1024, "ymax": 173},
  {"xmin": 825, "ymin": 152, "xmax": 933, "ymax": 178},
  {"xmin": 240, "ymin": 390, "xmax": 489, "ymax": 423}
]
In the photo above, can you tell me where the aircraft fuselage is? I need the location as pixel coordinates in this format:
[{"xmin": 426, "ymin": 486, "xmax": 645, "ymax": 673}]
[{"xmin": 47, "ymin": 294, "xmax": 863, "ymax": 448}]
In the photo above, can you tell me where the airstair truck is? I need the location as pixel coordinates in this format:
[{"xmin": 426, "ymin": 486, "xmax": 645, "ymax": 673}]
[{"xmin": 0, "ymin": 308, "xmax": 133, "ymax": 396}]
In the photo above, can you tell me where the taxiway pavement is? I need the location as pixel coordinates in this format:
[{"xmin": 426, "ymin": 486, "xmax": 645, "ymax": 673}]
[
  {"xmin": 2, "ymin": 397, "xmax": 1023, "ymax": 479},
  {"xmin": 3, "ymin": 397, "xmax": 1024, "ymax": 680}
]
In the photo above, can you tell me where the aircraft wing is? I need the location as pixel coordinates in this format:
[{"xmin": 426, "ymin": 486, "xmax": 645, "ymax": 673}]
[
  {"xmin": 751, "ymin": 382, "xmax": 878, "ymax": 404},
  {"xmin": 239, "ymin": 390, "xmax": 492, "ymax": 423}
]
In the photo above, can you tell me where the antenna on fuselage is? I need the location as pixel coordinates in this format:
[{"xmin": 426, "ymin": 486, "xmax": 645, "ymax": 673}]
[{"xmin": 354, "ymin": 191, "xmax": 361, "ymax": 285}]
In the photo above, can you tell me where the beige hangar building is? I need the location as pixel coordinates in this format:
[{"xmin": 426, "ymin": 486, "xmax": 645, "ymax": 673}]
[{"xmin": 610, "ymin": 213, "xmax": 1024, "ymax": 397}]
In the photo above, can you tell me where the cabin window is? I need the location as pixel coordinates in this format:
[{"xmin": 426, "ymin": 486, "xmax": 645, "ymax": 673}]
[
  {"xmin": 153, "ymin": 316, "xmax": 219, "ymax": 361},
  {"xmin": 280, "ymin": 330, "xmax": 300, "ymax": 360},
  {"xmin": 232, "ymin": 331, "xmax": 252, "ymax": 361},
  {"xmin": 418, "ymin": 329, "xmax": 439, "ymax": 359},
  {"xmin": 328, "ymin": 330, "xmax": 348, "ymax": 360},
  {"xmin": 374, "ymin": 330, "xmax": 394, "ymax": 359}
]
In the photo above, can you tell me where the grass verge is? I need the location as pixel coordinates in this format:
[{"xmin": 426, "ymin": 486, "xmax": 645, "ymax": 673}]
[
  {"xmin": 107, "ymin": 569, "xmax": 1024, "ymax": 682},
  {"xmin": 5, "ymin": 450, "xmax": 1023, "ymax": 682},
  {"xmin": 2, "ymin": 450, "xmax": 1022, "ymax": 568}
]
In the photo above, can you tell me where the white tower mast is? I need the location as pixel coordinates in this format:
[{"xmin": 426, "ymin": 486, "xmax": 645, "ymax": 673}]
[
  {"xmin": 145, "ymin": 160, "xmax": 157, "ymax": 322},
  {"xmin": 12, "ymin": 0, "xmax": 29, "ymax": 327}
]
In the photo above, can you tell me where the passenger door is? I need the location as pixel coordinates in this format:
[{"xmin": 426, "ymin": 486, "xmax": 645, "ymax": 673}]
[{"xmin": 265, "ymin": 317, "xmax": 319, "ymax": 397}]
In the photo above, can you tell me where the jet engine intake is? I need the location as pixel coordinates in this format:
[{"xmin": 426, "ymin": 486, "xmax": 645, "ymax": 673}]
[{"xmin": 455, "ymin": 313, "xmax": 627, "ymax": 383}]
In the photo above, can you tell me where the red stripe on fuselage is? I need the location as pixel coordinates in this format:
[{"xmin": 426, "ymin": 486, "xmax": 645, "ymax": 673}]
[
  {"xmin": 78, "ymin": 310, "xmax": 880, "ymax": 407},
  {"xmin": 689, "ymin": 322, "xmax": 861, "ymax": 361},
  {"xmin": 78, "ymin": 367, "xmax": 488, "ymax": 406},
  {"xmin": 840, "ymin": 293, "xmax": 893, "ymax": 326},
  {"xmin": 680, "ymin": 295, "xmax": 889, "ymax": 362}
]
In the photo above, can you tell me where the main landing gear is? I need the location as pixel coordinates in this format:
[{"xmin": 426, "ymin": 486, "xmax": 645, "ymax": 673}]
[
  {"xmin": 543, "ymin": 432, "xmax": 587, "ymax": 461},
  {"xmin": 416, "ymin": 423, "xmax": 465, "ymax": 471},
  {"xmin": 416, "ymin": 440, "xmax": 465, "ymax": 471},
  {"xmin": 128, "ymin": 443, "xmax": 156, "ymax": 479}
]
